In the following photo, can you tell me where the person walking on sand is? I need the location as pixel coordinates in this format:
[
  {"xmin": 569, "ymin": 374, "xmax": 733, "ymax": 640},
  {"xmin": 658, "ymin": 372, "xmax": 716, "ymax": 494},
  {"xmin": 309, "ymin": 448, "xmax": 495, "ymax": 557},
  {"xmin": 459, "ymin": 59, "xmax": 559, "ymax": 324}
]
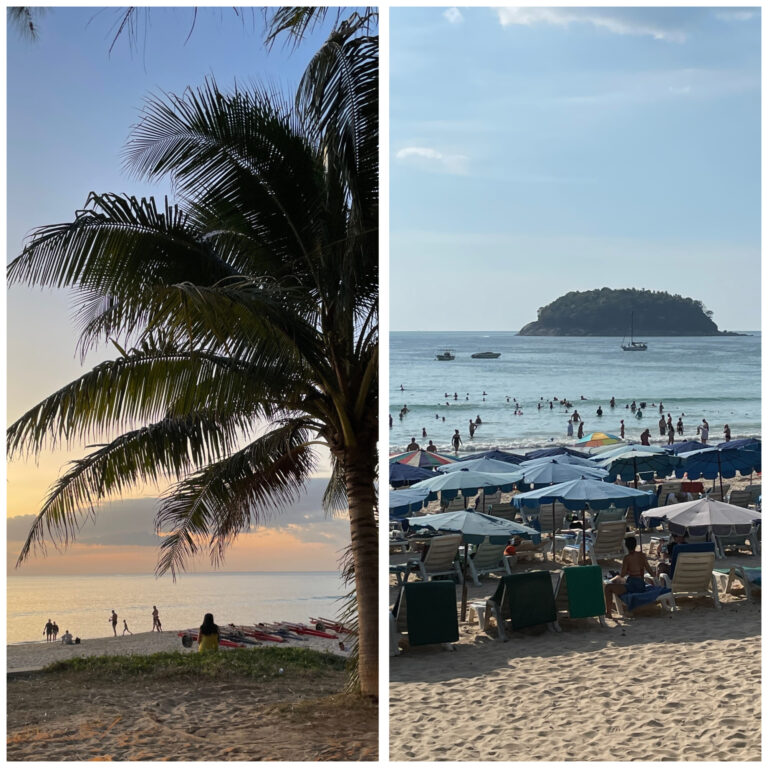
[
  {"xmin": 122, "ymin": 619, "xmax": 133, "ymax": 636},
  {"xmin": 52, "ymin": 622, "xmax": 59, "ymax": 641},
  {"xmin": 109, "ymin": 610, "xmax": 118, "ymax": 637},
  {"xmin": 152, "ymin": 606, "xmax": 162, "ymax": 632},
  {"xmin": 451, "ymin": 429, "xmax": 462, "ymax": 454},
  {"xmin": 43, "ymin": 619, "xmax": 54, "ymax": 642},
  {"xmin": 198, "ymin": 613, "xmax": 220, "ymax": 652},
  {"xmin": 619, "ymin": 420, "xmax": 625, "ymax": 439}
]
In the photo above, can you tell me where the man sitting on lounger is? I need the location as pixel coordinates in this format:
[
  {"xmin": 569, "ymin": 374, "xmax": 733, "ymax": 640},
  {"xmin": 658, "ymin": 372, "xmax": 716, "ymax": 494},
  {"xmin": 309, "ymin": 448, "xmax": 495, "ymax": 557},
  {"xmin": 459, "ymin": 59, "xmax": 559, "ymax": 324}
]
[{"xmin": 604, "ymin": 536, "xmax": 656, "ymax": 619}]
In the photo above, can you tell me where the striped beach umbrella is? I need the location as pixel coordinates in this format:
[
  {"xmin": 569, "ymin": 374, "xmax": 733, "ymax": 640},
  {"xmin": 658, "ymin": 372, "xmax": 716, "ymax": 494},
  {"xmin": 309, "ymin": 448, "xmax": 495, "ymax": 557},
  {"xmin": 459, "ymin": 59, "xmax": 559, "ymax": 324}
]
[
  {"xmin": 389, "ymin": 449, "xmax": 456, "ymax": 468},
  {"xmin": 574, "ymin": 431, "xmax": 624, "ymax": 448}
]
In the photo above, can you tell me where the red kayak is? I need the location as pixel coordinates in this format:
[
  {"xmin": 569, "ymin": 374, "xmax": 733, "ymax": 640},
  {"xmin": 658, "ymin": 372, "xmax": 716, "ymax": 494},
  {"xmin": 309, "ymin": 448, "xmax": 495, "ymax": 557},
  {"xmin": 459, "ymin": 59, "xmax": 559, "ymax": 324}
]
[
  {"xmin": 233, "ymin": 625, "xmax": 285, "ymax": 643},
  {"xmin": 177, "ymin": 631, "xmax": 246, "ymax": 649},
  {"xmin": 280, "ymin": 622, "xmax": 338, "ymax": 639}
]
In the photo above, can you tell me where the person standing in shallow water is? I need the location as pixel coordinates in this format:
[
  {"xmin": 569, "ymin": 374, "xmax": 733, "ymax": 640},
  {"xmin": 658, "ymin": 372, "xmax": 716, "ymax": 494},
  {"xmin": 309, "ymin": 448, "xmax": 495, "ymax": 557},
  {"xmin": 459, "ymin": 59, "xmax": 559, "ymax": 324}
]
[
  {"xmin": 198, "ymin": 613, "xmax": 220, "ymax": 652},
  {"xmin": 451, "ymin": 429, "xmax": 462, "ymax": 454}
]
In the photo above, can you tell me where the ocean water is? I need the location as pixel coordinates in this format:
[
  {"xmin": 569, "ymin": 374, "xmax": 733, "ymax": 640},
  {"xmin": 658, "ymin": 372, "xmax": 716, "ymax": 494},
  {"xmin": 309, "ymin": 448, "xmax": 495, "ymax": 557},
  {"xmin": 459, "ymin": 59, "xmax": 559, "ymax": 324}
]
[
  {"xmin": 390, "ymin": 332, "xmax": 761, "ymax": 455},
  {"xmin": 7, "ymin": 571, "xmax": 346, "ymax": 645}
]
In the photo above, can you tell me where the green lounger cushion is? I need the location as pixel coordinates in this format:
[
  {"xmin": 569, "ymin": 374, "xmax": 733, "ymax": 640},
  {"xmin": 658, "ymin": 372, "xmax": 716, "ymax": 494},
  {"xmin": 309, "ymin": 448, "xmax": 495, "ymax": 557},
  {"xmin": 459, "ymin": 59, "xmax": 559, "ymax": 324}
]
[
  {"xmin": 404, "ymin": 582, "xmax": 459, "ymax": 645},
  {"xmin": 499, "ymin": 571, "xmax": 556, "ymax": 629},
  {"xmin": 563, "ymin": 565, "xmax": 606, "ymax": 618}
]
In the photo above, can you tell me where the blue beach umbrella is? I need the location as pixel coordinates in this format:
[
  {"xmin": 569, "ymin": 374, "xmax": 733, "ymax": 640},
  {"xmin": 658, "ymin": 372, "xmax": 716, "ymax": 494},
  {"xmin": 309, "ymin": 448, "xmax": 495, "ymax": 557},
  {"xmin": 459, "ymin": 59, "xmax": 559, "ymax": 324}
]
[
  {"xmin": 389, "ymin": 462, "xmax": 434, "ymax": 488},
  {"xmin": 593, "ymin": 444, "xmax": 666, "ymax": 460},
  {"xmin": 389, "ymin": 487, "xmax": 431, "ymax": 519},
  {"xmin": 675, "ymin": 444, "xmax": 762, "ymax": 496},
  {"xmin": 514, "ymin": 477, "xmax": 656, "ymax": 559},
  {"xmin": 524, "ymin": 446, "xmax": 590, "ymax": 460},
  {"xmin": 520, "ymin": 454, "xmax": 602, "ymax": 469},
  {"xmin": 716, "ymin": 437, "xmax": 761, "ymax": 451},
  {"xmin": 665, "ymin": 440, "xmax": 705, "ymax": 455},
  {"xmin": 597, "ymin": 449, "xmax": 681, "ymax": 485},
  {"xmin": 519, "ymin": 460, "xmax": 608, "ymax": 488},
  {"xmin": 458, "ymin": 449, "xmax": 525, "ymax": 465},
  {"xmin": 437, "ymin": 457, "xmax": 522, "ymax": 475},
  {"xmin": 409, "ymin": 469, "xmax": 523, "ymax": 503}
]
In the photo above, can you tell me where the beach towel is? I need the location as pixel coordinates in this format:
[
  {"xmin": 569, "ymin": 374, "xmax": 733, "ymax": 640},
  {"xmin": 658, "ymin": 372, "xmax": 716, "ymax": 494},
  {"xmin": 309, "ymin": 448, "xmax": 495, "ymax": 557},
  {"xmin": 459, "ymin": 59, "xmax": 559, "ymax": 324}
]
[
  {"xmin": 563, "ymin": 565, "xmax": 605, "ymax": 619},
  {"xmin": 402, "ymin": 582, "xmax": 459, "ymax": 645},
  {"xmin": 494, "ymin": 572, "xmax": 556, "ymax": 630},
  {"xmin": 620, "ymin": 584, "xmax": 672, "ymax": 612}
]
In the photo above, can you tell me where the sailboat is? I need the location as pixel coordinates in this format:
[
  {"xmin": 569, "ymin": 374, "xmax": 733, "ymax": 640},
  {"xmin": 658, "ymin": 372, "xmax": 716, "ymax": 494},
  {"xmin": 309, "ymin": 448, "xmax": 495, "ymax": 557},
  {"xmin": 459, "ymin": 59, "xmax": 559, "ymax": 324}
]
[{"xmin": 621, "ymin": 312, "xmax": 647, "ymax": 351}]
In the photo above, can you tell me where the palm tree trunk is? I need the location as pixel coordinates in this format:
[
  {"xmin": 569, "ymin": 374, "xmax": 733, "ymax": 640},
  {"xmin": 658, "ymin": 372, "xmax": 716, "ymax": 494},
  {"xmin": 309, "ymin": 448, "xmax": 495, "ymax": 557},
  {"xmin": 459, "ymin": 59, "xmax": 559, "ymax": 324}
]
[{"xmin": 345, "ymin": 456, "xmax": 379, "ymax": 698}]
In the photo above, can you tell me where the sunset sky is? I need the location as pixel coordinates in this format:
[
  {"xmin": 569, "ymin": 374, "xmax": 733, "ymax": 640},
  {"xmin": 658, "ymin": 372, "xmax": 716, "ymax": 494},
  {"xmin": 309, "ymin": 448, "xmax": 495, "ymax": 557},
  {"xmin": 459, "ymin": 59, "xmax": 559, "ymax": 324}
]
[{"xmin": 7, "ymin": 8, "xmax": 350, "ymax": 575}]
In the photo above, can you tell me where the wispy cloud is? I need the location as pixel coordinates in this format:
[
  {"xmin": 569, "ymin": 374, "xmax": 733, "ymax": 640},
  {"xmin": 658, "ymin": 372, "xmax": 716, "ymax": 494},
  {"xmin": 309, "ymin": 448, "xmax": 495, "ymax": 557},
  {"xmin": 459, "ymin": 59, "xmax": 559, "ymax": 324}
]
[
  {"xmin": 395, "ymin": 146, "xmax": 469, "ymax": 175},
  {"xmin": 444, "ymin": 7, "xmax": 463, "ymax": 25},
  {"xmin": 497, "ymin": 8, "xmax": 688, "ymax": 43},
  {"xmin": 713, "ymin": 10, "xmax": 756, "ymax": 22}
]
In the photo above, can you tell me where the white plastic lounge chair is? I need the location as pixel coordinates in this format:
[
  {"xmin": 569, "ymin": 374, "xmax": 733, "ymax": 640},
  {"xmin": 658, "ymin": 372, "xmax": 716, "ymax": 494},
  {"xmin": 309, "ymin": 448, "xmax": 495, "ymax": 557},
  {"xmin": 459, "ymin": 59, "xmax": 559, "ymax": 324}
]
[
  {"xmin": 441, "ymin": 495, "xmax": 466, "ymax": 512},
  {"xmin": 658, "ymin": 543, "xmax": 720, "ymax": 609},
  {"xmin": 561, "ymin": 520, "xmax": 627, "ymax": 565},
  {"xmin": 713, "ymin": 525, "xmax": 759, "ymax": 559},
  {"xmin": 408, "ymin": 533, "xmax": 463, "ymax": 584},
  {"xmin": 524, "ymin": 502, "xmax": 570, "ymax": 535},
  {"xmin": 713, "ymin": 566, "xmax": 761, "ymax": 601},
  {"xmin": 726, "ymin": 489, "xmax": 752, "ymax": 508},
  {"xmin": 467, "ymin": 540, "xmax": 512, "ymax": 586}
]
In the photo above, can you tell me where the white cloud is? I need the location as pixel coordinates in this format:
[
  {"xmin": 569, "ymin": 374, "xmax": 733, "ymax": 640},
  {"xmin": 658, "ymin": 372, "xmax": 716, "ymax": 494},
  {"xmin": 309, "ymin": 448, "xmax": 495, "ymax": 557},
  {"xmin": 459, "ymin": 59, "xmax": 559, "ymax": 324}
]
[
  {"xmin": 496, "ymin": 8, "xmax": 687, "ymax": 43},
  {"xmin": 444, "ymin": 8, "xmax": 463, "ymax": 25},
  {"xmin": 395, "ymin": 146, "xmax": 469, "ymax": 175},
  {"xmin": 714, "ymin": 10, "xmax": 756, "ymax": 22}
]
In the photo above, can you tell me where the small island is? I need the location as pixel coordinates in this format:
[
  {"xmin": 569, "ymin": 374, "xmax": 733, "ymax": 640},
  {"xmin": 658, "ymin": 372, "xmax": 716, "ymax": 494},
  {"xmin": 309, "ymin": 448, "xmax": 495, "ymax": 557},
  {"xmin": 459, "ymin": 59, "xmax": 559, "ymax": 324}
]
[{"xmin": 518, "ymin": 288, "xmax": 743, "ymax": 337}]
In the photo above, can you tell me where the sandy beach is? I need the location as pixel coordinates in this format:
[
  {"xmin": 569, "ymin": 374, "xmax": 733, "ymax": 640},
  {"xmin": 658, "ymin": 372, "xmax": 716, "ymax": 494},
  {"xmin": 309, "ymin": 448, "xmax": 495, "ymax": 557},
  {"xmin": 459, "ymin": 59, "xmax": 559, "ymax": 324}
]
[
  {"xmin": 8, "ymin": 629, "xmax": 377, "ymax": 761},
  {"xmin": 391, "ymin": 477, "xmax": 761, "ymax": 761}
]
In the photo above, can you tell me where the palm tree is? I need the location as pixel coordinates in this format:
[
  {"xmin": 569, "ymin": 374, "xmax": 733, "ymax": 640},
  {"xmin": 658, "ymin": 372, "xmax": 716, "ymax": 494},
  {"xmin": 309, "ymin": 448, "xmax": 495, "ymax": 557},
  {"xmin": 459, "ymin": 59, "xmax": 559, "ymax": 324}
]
[{"xmin": 8, "ymin": 26, "xmax": 378, "ymax": 696}]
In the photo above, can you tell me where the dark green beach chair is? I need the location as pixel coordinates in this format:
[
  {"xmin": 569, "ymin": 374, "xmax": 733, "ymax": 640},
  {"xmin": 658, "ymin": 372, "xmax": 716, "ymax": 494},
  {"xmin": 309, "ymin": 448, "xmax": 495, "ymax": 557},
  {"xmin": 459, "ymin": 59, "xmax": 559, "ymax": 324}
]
[
  {"xmin": 481, "ymin": 571, "xmax": 559, "ymax": 642},
  {"xmin": 555, "ymin": 565, "xmax": 607, "ymax": 625},
  {"xmin": 392, "ymin": 581, "xmax": 459, "ymax": 648}
]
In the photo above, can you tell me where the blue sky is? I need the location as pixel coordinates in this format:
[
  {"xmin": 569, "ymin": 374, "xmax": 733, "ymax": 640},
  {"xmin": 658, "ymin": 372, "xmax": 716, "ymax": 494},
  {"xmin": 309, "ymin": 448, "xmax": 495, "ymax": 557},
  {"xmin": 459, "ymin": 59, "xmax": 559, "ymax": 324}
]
[
  {"xmin": 390, "ymin": 7, "xmax": 761, "ymax": 331},
  {"xmin": 6, "ymin": 8, "xmax": 351, "ymax": 572}
]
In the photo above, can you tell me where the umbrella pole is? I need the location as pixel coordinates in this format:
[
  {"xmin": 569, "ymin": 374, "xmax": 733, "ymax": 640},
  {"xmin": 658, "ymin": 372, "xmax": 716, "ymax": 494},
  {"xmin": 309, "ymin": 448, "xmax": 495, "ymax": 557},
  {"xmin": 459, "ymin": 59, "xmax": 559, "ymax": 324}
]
[
  {"xmin": 552, "ymin": 502, "xmax": 556, "ymax": 560},
  {"xmin": 718, "ymin": 454, "xmax": 724, "ymax": 499},
  {"xmin": 460, "ymin": 545, "xmax": 469, "ymax": 622},
  {"xmin": 581, "ymin": 508, "xmax": 586, "ymax": 564}
]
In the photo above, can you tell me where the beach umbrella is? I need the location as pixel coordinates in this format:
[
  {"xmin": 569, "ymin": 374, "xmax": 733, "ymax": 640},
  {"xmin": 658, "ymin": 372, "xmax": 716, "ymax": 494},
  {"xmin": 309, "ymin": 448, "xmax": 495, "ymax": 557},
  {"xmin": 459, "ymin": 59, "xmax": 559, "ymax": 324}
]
[
  {"xmin": 389, "ymin": 462, "xmax": 434, "ymax": 488},
  {"xmin": 524, "ymin": 446, "xmax": 590, "ymax": 460},
  {"xmin": 389, "ymin": 488, "xmax": 431, "ymax": 519},
  {"xmin": 593, "ymin": 444, "xmax": 666, "ymax": 460},
  {"xmin": 457, "ymin": 448, "xmax": 525, "ymax": 464},
  {"xmin": 409, "ymin": 468, "xmax": 523, "ymax": 503},
  {"xmin": 437, "ymin": 457, "xmax": 523, "ymax": 475},
  {"xmin": 665, "ymin": 440, "xmax": 705, "ymax": 455},
  {"xmin": 514, "ymin": 478, "xmax": 655, "ymax": 561},
  {"xmin": 675, "ymin": 445, "xmax": 762, "ymax": 496},
  {"xmin": 597, "ymin": 449, "xmax": 681, "ymax": 486},
  {"xmin": 519, "ymin": 460, "xmax": 608, "ymax": 487},
  {"xmin": 574, "ymin": 431, "xmax": 623, "ymax": 448},
  {"xmin": 640, "ymin": 497, "xmax": 761, "ymax": 537},
  {"xmin": 520, "ymin": 454, "xmax": 602, "ymax": 469},
  {"xmin": 389, "ymin": 449, "xmax": 457, "ymax": 468},
  {"xmin": 715, "ymin": 437, "xmax": 760, "ymax": 451},
  {"xmin": 406, "ymin": 509, "xmax": 539, "ymax": 621}
]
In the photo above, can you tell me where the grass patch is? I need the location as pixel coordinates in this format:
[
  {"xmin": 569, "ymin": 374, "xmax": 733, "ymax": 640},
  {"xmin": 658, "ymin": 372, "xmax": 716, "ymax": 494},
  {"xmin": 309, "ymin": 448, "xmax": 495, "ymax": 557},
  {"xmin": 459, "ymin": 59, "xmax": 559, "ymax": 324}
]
[
  {"xmin": 42, "ymin": 647, "xmax": 346, "ymax": 681},
  {"xmin": 275, "ymin": 691, "xmax": 378, "ymax": 720}
]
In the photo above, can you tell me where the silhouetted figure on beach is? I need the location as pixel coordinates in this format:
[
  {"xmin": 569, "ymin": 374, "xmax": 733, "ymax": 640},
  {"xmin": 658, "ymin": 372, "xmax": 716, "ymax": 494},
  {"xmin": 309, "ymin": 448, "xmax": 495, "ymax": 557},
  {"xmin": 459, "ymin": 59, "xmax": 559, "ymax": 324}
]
[
  {"xmin": 469, "ymin": 420, "xmax": 476, "ymax": 438},
  {"xmin": 43, "ymin": 619, "xmax": 54, "ymax": 642},
  {"xmin": 567, "ymin": 420, "xmax": 574, "ymax": 438},
  {"xmin": 658, "ymin": 415, "xmax": 666, "ymax": 436},
  {"xmin": 620, "ymin": 420, "xmax": 625, "ymax": 439},
  {"xmin": 109, "ymin": 610, "xmax": 118, "ymax": 637},
  {"xmin": 667, "ymin": 424, "xmax": 675, "ymax": 445},
  {"xmin": 596, "ymin": 406, "xmax": 603, "ymax": 417},
  {"xmin": 451, "ymin": 430, "xmax": 462, "ymax": 454},
  {"xmin": 640, "ymin": 429, "xmax": 651, "ymax": 446},
  {"xmin": 152, "ymin": 606, "xmax": 162, "ymax": 632},
  {"xmin": 610, "ymin": 397, "xmax": 616, "ymax": 408},
  {"xmin": 406, "ymin": 437, "xmax": 420, "ymax": 451},
  {"xmin": 422, "ymin": 427, "xmax": 427, "ymax": 438},
  {"xmin": 677, "ymin": 417, "xmax": 684, "ymax": 435},
  {"xmin": 577, "ymin": 422, "xmax": 584, "ymax": 439},
  {"xmin": 198, "ymin": 613, "xmax": 220, "ymax": 652},
  {"xmin": 426, "ymin": 440, "xmax": 437, "ymax": 453},
  {"xmin": 61, "ymin": 629, "xmax": 74, "ymax": 645},
  {"xmin": 122, "ymin": 619, "xmax": 133, "ymax": 636},
  {"xmin": 52, "ymin": 622, "xmax": 59, "ymax": 641},
  {"xmin": 723, "ymin": 424, "xmax": 731, "ymax": 442}
]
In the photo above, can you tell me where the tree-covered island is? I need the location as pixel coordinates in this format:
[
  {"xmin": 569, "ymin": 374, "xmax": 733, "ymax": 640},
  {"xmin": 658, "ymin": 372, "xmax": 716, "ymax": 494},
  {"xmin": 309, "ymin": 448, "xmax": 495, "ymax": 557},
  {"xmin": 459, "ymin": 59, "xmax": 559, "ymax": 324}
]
[{"xmin": 518, "ymin": 288, "xmax": 744, "ymax": 336}]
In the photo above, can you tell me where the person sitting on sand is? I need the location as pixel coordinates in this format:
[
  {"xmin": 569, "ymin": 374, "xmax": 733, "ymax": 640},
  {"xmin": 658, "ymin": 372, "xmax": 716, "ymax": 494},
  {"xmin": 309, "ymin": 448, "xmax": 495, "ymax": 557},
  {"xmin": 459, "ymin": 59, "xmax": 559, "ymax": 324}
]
[
  {"xmin": 109, "ymin": 610, "xmax": 118, "ymax": 637},
  {"xmin": 122, "ymin": 619, "xmax": 133, "ymax": 636},
  {"xmin": 604, "ymin": 536, "xmax": 656, "ymax": 619},
  {"xmin": 198, "ymin": 613, "xmax": 220, "ymax": 652},
  {"xmin": 61, "ymin": 629, "xmax": 74, "ymax": 645},
  {"xmin": 152, "ymin": 606, "xmax": 162, "ymax": 632}
]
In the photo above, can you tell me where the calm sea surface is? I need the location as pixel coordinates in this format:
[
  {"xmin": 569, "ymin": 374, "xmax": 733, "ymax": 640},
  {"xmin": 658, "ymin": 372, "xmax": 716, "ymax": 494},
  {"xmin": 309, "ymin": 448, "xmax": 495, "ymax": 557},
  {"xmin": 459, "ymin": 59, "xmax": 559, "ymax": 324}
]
[
  {"xmin": 7, "ymin": 571, "xmax": 346, "ymax": 645},
  {"xmin": 390, "ymin": 332, "xmax": 761, "ymax": 455}
]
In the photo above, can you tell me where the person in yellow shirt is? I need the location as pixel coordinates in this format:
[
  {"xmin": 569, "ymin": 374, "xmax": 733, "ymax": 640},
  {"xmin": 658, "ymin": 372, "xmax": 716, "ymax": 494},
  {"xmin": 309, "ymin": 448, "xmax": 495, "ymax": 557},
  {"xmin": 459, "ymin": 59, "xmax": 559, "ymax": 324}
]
[{"xmin": 198, "ymin": 613, "xmax": 220, "ymax": 652}]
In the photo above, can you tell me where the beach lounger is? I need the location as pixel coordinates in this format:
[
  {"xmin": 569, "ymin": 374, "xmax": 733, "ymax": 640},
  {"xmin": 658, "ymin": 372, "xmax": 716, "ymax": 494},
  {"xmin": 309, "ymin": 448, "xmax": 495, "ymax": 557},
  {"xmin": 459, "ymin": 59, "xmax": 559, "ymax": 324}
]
[
  {"xmin": 613, "ymin": 582, "xmax": 675, "ymax": 617},
  {"xmin": 407, "ymin": 533, "xmax": 463, "ymax": 584},
  {"xmin": 726, "ymin": 489, "xmax": 752, "ymax": 508},
  {"xmin": 561, "ymin": 520, "xmax": 627, "ymax": 566},
  {"xmin": 590, "ymin": 506, "xmax": 627, "ymax": 527},
  {"xmin": 476, "ymin": 489, "xmax": 501, "ymax": 510},
  {"xmin": 658, "ymin": 542, "xmax": 720, "ymax": 609},
  {"xmin": 713, "ymin": 566, "xmax": 761, "ymax": 601},
  {"xmin": 554, "ymin": 565, "xmax": 607, "ymax": 626},
  {"xmin": 470, "ymin": 571, "xmax": 559, "ymax": 642},
  {"xmin": 524, "ymin": 502, "xmax": 570, "ymax": 534},
  {"xmin": 441, "ymin": 496, "xmax": 467, "ymax": 512},
  {"xmin": 712, "ymin": 524, "xmax": 759, "ymax": 559},
  {"xmin": 391, "ymin": 582, "xmax": 459, "ymax": 650},
  {"xmin": 467, "ymin": 540, "xmax": 512, "ymax": 586}
]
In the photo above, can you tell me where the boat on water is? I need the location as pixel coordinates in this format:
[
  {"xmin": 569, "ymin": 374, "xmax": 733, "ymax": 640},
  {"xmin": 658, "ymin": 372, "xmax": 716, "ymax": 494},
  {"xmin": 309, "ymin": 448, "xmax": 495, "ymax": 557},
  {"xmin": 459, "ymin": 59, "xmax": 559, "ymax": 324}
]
[
  {"xmin": 471, "ymin": 351, "xmax": 501, "ymax": 359},
  {"xmin": 621, "ymin": 313, "xmax": 647, "ymax": 351},
  {"xmin": 436, "ymin": 350, "xmax": 455, "ymax": 360}
]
